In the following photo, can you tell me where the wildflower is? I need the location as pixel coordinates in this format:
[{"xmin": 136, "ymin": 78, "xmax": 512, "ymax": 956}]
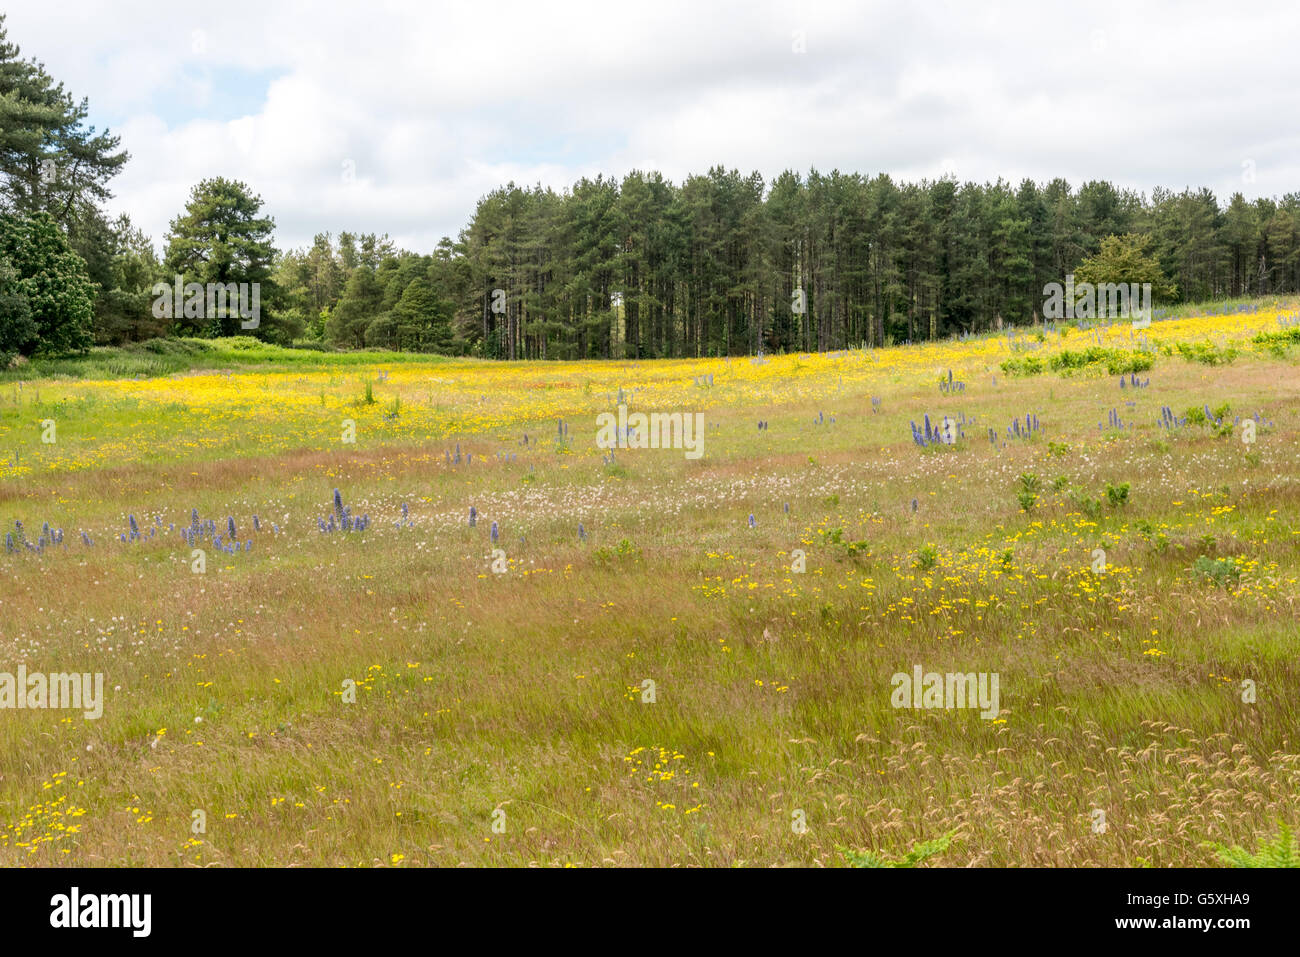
[
  {"xmin": 469, "ymin": 506, "xmax": 477, "ymax": 527},
  {"xmin": 491, "ymin": 521, "xmax": 499, "ymax": 543}
]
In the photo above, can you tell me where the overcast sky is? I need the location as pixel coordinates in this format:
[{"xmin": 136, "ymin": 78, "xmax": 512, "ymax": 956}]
[{"xmin": 6, "ymin": 0, "xmax": 1298, "ymax": 253}]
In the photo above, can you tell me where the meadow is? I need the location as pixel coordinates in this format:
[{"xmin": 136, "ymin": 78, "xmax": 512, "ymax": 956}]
[{"xmin": 1, "ymin": 304, "xmax": 1298, "ymax": 867}]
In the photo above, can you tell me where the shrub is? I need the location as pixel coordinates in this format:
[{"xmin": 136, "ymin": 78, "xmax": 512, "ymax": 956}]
[
  {"xmin": 1184, "ymin": 402, "xmax": 1234, "ymax": 436},
  {"xmin": 1000, "ymin": 355, "xmax": 1044, "ymax": 377},
  {"xmin": 1176, "ymin": 341, "xmax": 1237, "ymax": 365},
  {"xmin": 1104, "ymin": 482, "xmax": 1130, "ymax": 508},
  {"xmin": 1212, "ymin": 823, "xmax": 1299, "ymax": 868},
  {"xmin": 1074, "ymin": 494, "xmax": 1103, "ymax": 519},
  {"xmin": 0, "ymin": 212, "xmax": 96, "ymax": 356},
  {"xmin": 839, "ymin": 830, "xmax": 957, "ymax": 868},
  {"xmin": 826, "ymin": 527, "xmax": 869, "ymax": 558},
  {"xmin": 1252, "ymin": 326, "xmax": 1300, "ymax": 350},
  {"xmin": 1193, "ymin": 555, "xmax": 1240, "ymax": 589},
  {"xmin": 1048, "ymin": 347, "xmax": 1154, "ymax": 375}
]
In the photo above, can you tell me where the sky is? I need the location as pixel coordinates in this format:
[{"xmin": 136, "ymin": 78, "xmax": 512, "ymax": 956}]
[{"xmin": 5, "ymin": 0, "xmax": 1299, "ymax": 254}]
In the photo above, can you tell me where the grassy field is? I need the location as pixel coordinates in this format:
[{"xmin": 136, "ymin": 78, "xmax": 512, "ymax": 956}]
[{"xmin": 1, "ymin": 304, "xmax": 1298, "ymax": 867}]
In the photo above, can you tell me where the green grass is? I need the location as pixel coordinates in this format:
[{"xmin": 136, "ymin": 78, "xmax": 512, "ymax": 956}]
[
  {"xmin": 0, "ymin": 318, "xmax": 1297, "ymax": 867},
  {"xmin": 1, "ymin": 336, "xmax": 450, "ymax": 382}
]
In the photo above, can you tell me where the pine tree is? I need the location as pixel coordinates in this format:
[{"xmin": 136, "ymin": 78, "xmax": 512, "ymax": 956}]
[{"xmin": 162, "ymin": 178, "xmax": 279, "ymax": 338}]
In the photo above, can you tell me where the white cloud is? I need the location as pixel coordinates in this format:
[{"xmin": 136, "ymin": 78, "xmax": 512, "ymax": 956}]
[{"xmin": 4, "ymin": 0, "xmax": 1297, "ymax": 253}]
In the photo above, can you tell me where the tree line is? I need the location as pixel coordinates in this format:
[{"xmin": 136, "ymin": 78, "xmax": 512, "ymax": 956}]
[
  {"xmin": 3, "ymin": 13, "xmax": 1299, "ymax": 364},
  {"xmin": 444, "ymin": 169, "xmax": 1300, "ymax": 360},
  {"xmin": 244, "ymin": 169, "xmax": 1300, "ymax": 359}
]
